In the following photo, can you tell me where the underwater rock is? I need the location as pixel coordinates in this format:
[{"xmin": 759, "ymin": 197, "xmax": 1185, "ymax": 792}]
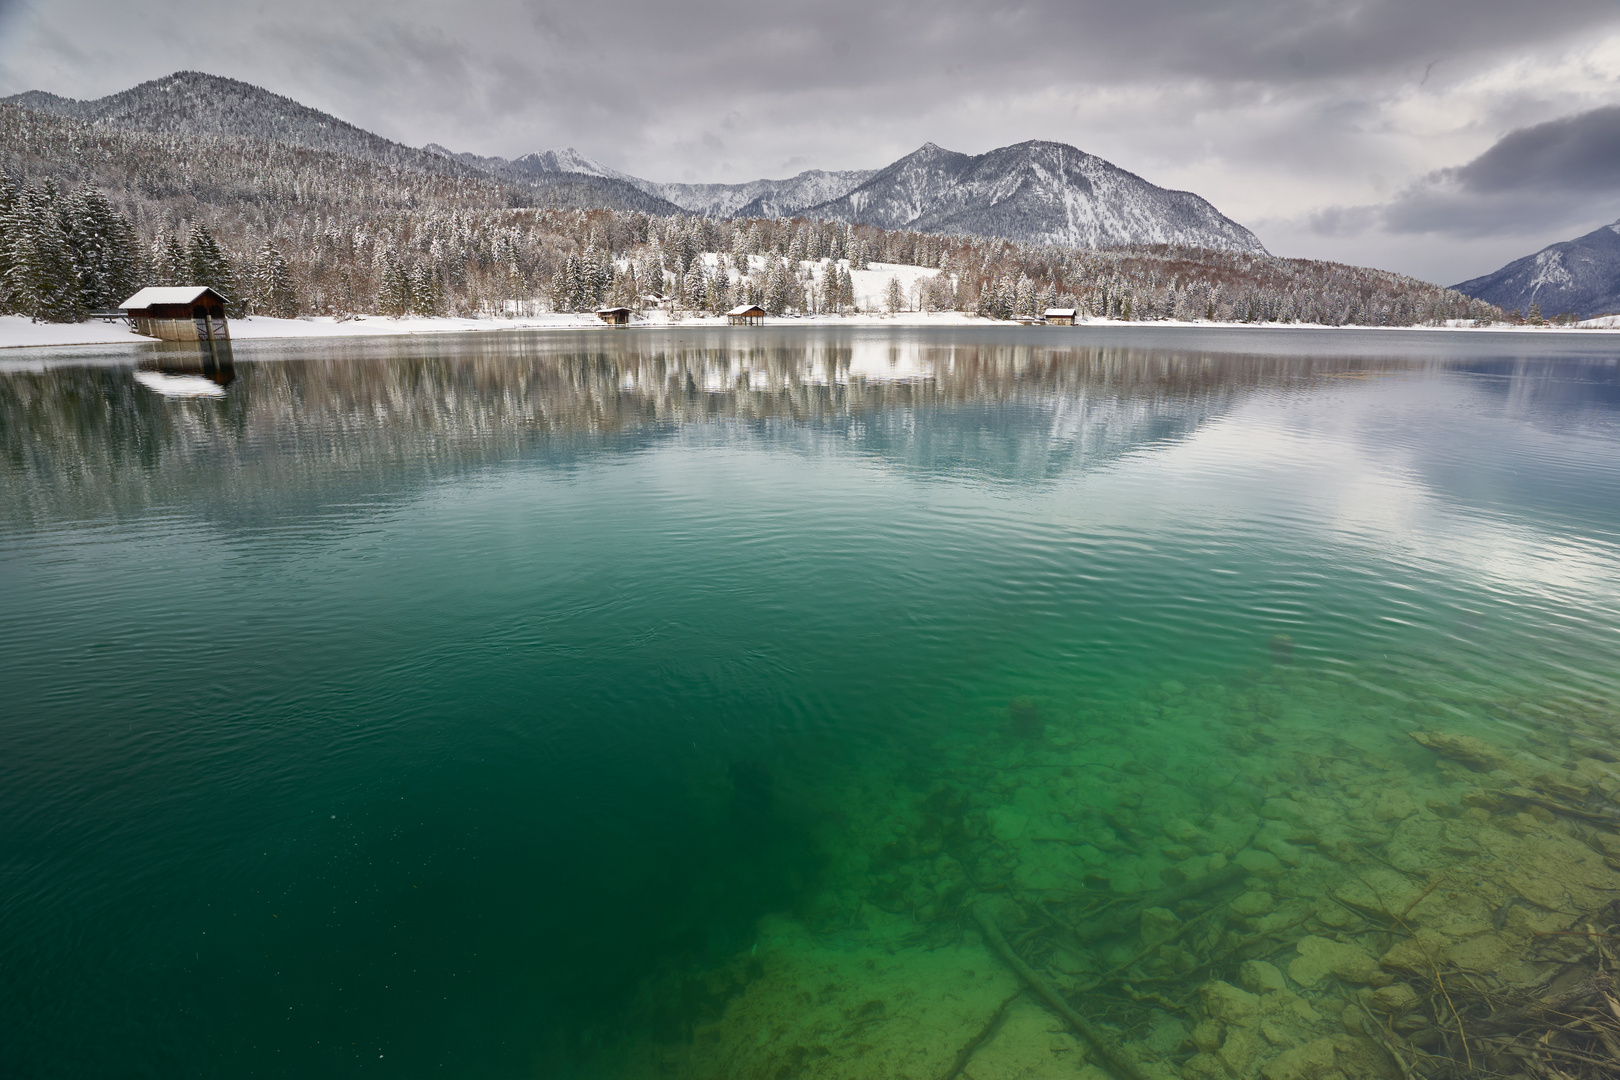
[
  {"xmin": 1182, "ymin": 1052, "xmax": 1226, "ymax": 1080},
  {"xmin": 1258, "ymin": 1036, "xmax": 1339, "ymax": 1080},
  {"xmin": 1191, "ymin": 1019, "xmax": 1224, "ymax": 1052},
  {"xmin": 1144, "ymin": 1010, "xmax": 1190, "ymax": 1056},
  {"xmin": 1287, "ymin": 936, "xmax": 1386, "ymax": 987},
  {"xmin": 988, "ymin": 807, "xmax": 1029, "ymax": 841},
  {"xmin": 1139, "ymin": 907, "xmax": 1180, "ymax": 947},
  {"xmin": 1269, "ymin": 634, "xmax": 1295, "ymax": 665},
  {"xmin": 1229, "ymin": 891, "xmax": 1276, "ymax": 918},
  {"xmin": 1371, "ymin": 790, "xmax": 1418, "ymax": 822},
  {"xmin": 1201, "ymin": 980, "xmax": 1260, "ymax": 1022},
  {"xmin": 1007, "ymin": 698, "xmax": 1043, "ymax": 738},
  {"xmin": 1218, "ymin": 1025, "xmax": 1266, "ymax": 1076},
  {"xmin": 1408, "ymin": 730, "xmax": 1513, "ymax": 771},
  {"xmin": 1235, "ymin": 850, "xmax": 1284, "ymax": 879},
  {"xmin": 1313, "ymin": 902, "xmax": 1359, "ymax": 931},
  {"xmin": 1369, "ymin": 983, "xmax": 1420, "ymax": 1014},
  {"xmin": 1163, "ymin": 817, "xmax": 1202, "ymax": 843},
  {"xmin": 1239, "ymin": 959, "xmax": 1288, "ymax": 994}
]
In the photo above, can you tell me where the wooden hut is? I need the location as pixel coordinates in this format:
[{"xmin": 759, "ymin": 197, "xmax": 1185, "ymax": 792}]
[
  {"xmin": 596, "ymin": 307, "xmax": 631, "ymax": 325},
  {"xmin": 727, "ymin": 304, "xmax": 766, "ymax": 326},
  {"xmin": 119, "ymin": 287, "xmax": 230, "ymax": 342},
  {"xmin": 1044, "ymin": 308, "xmax": 1077, "ymax": 326}
]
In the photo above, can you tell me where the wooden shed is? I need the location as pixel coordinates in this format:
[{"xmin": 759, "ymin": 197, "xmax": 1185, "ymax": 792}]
[
  {"xmin": 1044, "ymin": 308, "xmax": 1077, "ymax": 325},
  {"xmin": 596, "ymin": 307, "xmax": 631, "ymax": 325},
  {"xmin": 120, "ymin": 287, "xmax": 230, "ymax": 342},
  {"xmin": 727, "ymin": 304, "xmax": 766, "ymax": 326}
]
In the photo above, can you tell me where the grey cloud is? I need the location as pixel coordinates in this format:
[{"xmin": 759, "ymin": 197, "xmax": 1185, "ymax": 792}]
[
  {"xmin": 1309, "ymin": 105, "xmax": 1620, "ymax": 244},
  {"xmin": 6, "ymin": 0, "xmax": 1620, "ymax": 287},
  {"xmin": 1454, "ymin": 105, "xmax": 1620, "ymax": 194}
]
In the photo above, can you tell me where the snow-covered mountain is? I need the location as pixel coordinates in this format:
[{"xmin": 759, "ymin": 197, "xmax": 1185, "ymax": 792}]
[
  {"xmin": 2, "ymin": 71, "xmax": 471, "ymax": 178},
  {"xmin": 483, "ymin": 149, "xmax": 872, "ymax": 218},
  {"xmin": 645, "ymin": 170, "xmax": 879, "ymax": 218},
  {"xmin": 802, "ymin": 141, "xmax": 1266, "ymax": 252},
  {"xmin": 5, "ymin": 71, "xmax": 1265, "ymax": 252},
  {"xmin": 1452, "ymin": 222, "xmax": 1620, "ymax": 319},
  {"xmin": 489, "ymin": 140, "xmax": 1263, "ymax": 251}
]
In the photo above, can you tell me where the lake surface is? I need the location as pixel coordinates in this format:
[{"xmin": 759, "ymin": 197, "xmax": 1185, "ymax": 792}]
[{"xmin": 3, "ymin": 326, "xmax": 1620, "ymax": 1080}]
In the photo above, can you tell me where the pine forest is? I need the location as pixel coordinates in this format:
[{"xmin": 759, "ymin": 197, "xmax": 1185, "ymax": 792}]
[{"xmin": 0, "ymin": 101, "xmax": 1504, "ymax": 326}]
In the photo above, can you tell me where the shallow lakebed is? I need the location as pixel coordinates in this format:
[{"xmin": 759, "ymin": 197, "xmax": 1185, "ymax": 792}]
[{"xmin": 3, "ymin": 325, "xmax": 1620, "ymax": 1079}]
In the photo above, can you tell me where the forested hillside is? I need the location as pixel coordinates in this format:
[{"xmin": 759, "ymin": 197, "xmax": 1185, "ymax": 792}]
[{"xmin": 0, "ymin": 96, "xmax": 1499, "ymax": 327}]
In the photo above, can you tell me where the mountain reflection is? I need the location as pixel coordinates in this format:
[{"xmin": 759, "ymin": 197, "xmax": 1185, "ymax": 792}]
[{"xmin": 0, "ymin": 330, "xmax": 1411, "ymax": 530}]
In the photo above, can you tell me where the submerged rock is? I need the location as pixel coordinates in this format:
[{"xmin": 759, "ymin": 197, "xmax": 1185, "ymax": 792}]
[
  {"xmin": 1201, "ymin": 980, "xmax": 1261, "ymax": 1022},
  {"xmin": 1287, "ymin": 935, "xmax": 1386, "ymax": 987},
  {"xmin": 1408, "ymin": 730, "xmax": 1513, "ymax": 771},
  {"xmin": 1239, "ymin": 959, "xmax": 1288, "ymax": 994}
]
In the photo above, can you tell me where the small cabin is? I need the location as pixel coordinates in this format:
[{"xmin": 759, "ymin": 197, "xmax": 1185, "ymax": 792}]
[
  {"xmin": 727, "ymin": 304, "xmax": 766, "ymax": 326},
  {"xmin": 120, "ymin": 287, "xmax": 230, "ymax": 342},
  {"xmin": 1044, "ymin": 308, "xmax": 1077, "ymax": 326},
  {"xmin": 596, "ymin": 307, "xmax": 631, "ymax": 325}
]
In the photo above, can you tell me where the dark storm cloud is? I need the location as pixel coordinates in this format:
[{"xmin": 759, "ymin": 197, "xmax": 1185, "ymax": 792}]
[
  {"xmin": 5, "ymin": 0, "xmax": 1617, "ymax": 144},
  {"xmin": 1455, "ymin": 106, "xmax": 1620, "ymax": 194},
  {"xmin": 1312, "ymin": 106, "xmax": 1620, "ymax": 243}
]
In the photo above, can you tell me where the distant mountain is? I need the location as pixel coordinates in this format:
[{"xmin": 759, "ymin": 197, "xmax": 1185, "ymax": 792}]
[
  {"xmin": 461, "ymin": 147, "xmax": 870, "ymax": 219},
  {"xmin": 471, "ymin": 140, "xmax": 1263, "ymax": 252},
  {"xmin": 802, "ymin": 141, "xmax": 1265, "ymax": 252},
  {"xmin": 645, "ymin": 170, "xmax": 879, "ymax": 218},
  {"xmin": 1452, "ymin": 222, "xmax": 1620, "ymax": 319},
  {"xmin": 1, "ymin": 71, "xmax": 475, "ymax": 179},
  {"xmin": 2, "ymin": 73, "xmax": 673, "ymax": 216},
  {"xmin": 425, "ymin": 144, "xmax": 683, "ymax": 216},
  {"xmin": 5, "ymin": 72, "xmax": 1264, "ymax": 252}
]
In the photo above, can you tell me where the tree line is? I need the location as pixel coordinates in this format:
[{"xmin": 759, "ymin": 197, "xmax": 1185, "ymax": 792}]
[{"xmin": 1, "ymin": 100, "xmax": 1504, "ymax": 327}]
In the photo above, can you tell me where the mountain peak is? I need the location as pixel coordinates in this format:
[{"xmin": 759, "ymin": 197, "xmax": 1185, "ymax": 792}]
[
  {"xmin": 1455, "ymin": 220, "xmax": 1620, "ymax": 318},
  {"xmin": 805, "ymin": 138, "xmax": 1265, "ymax": 253}
]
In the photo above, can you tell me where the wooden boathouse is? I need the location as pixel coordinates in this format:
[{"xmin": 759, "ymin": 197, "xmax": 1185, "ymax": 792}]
[
  {"xmin": 595, "ymin": 307, "xmax": 631, "ymax": 325},
  {"xmin": 120, "ymin": 287, "xmax": 231, "ymax": 342},
  {"xmin": 727, "ymin": 304, "xmax": 766, "ymax": 326},
  {"xmin": 1044, "ymin": 307, "xmax": 1077, "ymax": 325}
]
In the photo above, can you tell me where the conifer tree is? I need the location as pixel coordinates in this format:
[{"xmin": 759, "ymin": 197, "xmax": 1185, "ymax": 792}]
[
  {"xmin": 379, "ymin": 260, "xmax": 412, "ymax": 317},
  {"xmin": 186, "ymin": 223, "xmax": 236, "ymax": 309},
  {"xmin": 3, "ymin": 185, "xmax": 84, "ymax": 322},
  {"xmin": 254, "ymin": 243, "xmax": 299, "ymax": 318},
  {"xmin": 63, "ymin": 187, "xmax": 138, "ymax": 311},
  {"xmin": 884, "ymin": 276, "xmax": 905, "ymax": 313}
]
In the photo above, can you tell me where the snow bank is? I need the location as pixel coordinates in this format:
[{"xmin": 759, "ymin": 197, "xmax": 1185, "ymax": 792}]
[{"xmin": 6, "ymin": 308, "xmax": 1618, "ymax": 353}]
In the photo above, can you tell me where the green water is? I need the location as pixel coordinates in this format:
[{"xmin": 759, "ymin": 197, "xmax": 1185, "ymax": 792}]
[{"xmin": 2, "ymin": 327, "xmax": 1619, "ymax": 1078}]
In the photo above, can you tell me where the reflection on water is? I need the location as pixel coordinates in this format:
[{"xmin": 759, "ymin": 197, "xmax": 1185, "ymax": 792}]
[
  {"xmin": 133, "ymin": 340, "xmax": 237, "ymax": 398},
  {"xmin": 3, "ymin": 328, "xmax": 1620, "ymax": 1080},
  {"xmin": 0, "ymin": 330, "xmax": 1438, "ymax": 529}
]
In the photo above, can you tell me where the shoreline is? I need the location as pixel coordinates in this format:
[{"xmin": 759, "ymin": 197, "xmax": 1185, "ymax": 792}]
[{"xmin": 2, "ymin": 310, "xmax": 1615, "ymax": 352}]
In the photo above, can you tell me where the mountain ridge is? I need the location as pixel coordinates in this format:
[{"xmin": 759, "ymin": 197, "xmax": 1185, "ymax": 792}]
[
  {"xmin": 1452, "ymin": 222, "xmax": 1620, "ymax": 319},
  {"xmin": 801, "ymin": 140, "xmax": 1266, "ymax": 252},
  {"xmin": 4, "ymin": 71, "xmax": 1265, "ymax": 253}
]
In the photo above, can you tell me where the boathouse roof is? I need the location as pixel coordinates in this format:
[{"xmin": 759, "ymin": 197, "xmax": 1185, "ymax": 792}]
[{"xmin": 120, "ymin": 287, "xmax": 230, "ymax": 310}]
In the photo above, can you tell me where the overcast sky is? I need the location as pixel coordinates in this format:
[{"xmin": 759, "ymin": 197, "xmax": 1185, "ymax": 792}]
[{"xmin": 3, "ymin": 0, "xmax": 1619, "ymax": 284}]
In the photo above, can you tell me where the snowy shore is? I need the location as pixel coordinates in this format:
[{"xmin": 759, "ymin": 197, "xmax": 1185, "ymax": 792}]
[{"xmin": 1, "ymin": 310, "xmax": 1614, "ymax": 352}]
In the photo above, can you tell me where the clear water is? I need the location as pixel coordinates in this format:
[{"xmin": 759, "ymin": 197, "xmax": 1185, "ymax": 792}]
[{"xmin": 2, "ymin": 327, "xmax": 1619, "ymax": 1079}]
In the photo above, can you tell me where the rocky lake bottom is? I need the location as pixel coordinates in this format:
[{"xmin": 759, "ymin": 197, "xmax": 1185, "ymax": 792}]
[{"xmin": 624, "ymin": 660, "xmax": 1620, "ymax": 1080}]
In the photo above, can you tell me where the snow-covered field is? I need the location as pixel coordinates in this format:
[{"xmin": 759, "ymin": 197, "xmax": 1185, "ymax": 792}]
[{"xmin": 3, "ymin": 309, "xmax": 1615, "ymax": 353}]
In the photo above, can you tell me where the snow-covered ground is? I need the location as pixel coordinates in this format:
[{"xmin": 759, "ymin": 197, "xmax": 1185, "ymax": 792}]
[{"xmin": 3, "ymin": 309, "xmax": 1616, "ymax": 353}]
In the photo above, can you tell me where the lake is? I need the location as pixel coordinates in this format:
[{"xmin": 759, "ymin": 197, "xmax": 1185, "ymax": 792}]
[{"xmin": 3, "ymin": 325, "xmax": 1620, "ymax": 1080}]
